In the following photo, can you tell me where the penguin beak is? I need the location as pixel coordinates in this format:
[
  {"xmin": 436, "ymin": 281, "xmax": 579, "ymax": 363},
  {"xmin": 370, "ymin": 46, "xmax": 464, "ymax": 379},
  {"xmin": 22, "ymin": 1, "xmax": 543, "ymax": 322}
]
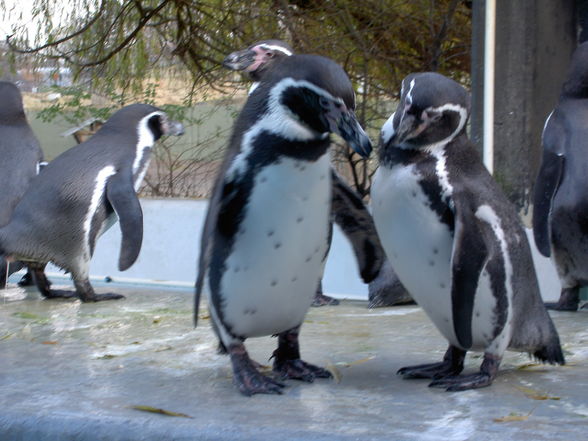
[
  {"xmin": 322, "ymin": 101, "xmax": 372, "ymax": 158},
  {"xmin": 223, "ymin": 49, "xmax": 257, "ymax": 71},
  {"xmin": 166, "ymin": 120, "xmax": 185, "ymax": 136},
  {"xmin": 389, "ymin": 113, "xmax": 419, "ymax": 146}
]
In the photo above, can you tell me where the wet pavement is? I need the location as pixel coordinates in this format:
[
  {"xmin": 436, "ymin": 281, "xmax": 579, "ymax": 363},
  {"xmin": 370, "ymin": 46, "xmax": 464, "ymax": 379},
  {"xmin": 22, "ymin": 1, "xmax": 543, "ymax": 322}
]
[{"xmin": 1, "ymin": 282, "xmax": 587, "ymax": 441}]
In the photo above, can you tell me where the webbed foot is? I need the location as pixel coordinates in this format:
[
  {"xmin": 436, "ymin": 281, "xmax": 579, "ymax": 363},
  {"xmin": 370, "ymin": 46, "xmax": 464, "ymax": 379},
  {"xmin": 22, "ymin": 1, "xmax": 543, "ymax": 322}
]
[
  {"xmin": 273, "ymin": 358, "xmax": 332, "ymax": 382},
  {"xmin": 398, "ymin": 345, "xmax": 465, "ymax": 379},
  {"xmin": 545, "ymin": 287, "xmax": 580, "ymax": 311},
  {"xmin": 229, "ymin": 344, "xmax": 285, "ymax": 396},
  {"xmin": 428, "ymin": 352, "xmax": 500, "ymax": 391}
]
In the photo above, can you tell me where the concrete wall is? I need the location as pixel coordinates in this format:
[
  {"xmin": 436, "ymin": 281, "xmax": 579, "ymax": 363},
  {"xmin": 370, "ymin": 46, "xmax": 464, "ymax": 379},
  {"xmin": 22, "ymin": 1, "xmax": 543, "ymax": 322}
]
[{"xmin": 42, "ymin": 198, "xmax": 369, "ymax": 300}]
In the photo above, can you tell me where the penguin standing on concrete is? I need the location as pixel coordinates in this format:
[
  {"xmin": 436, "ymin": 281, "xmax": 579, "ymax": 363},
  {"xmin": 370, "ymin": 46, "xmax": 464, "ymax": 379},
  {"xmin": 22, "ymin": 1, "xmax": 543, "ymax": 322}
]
[
  {"xmin": 195, "ymin": 54, "xmax": 372, "ymax": 395},
  {"xmin": 224, "ymin": 40, "xmax": 411, "ymax": 307},
  {"xmin": 372, "ymin": 72, "xmax": 564, "ymax": 390},
  {"xmin": 0, "ymin": 81, "xmax": 46, "ymax": 288},
  {"xmin": 533, "ymin": 42, "xmax": 588, "ymax": 311},
  {"xmin": 0, "ymin": 104, "xmax": 184, "ymax": 302}
]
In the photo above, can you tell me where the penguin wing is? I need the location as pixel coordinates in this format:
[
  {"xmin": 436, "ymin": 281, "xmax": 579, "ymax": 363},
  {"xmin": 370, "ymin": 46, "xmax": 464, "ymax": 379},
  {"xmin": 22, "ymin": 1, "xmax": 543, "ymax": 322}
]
[
  {"xmin": 450, "ymin": 200, "xmax": 490, "ymax": 350},
  {"xmin": 330, "ymin": 170, "xmax": 384, "ymax": 283},
  {"xmin": 194, "ymin": 146, "xmax": 241, "ymax": 326},
  {"xmin": 532, "ymin": 110, "xmax": 566, "ymax": 257},
  {"xmin": 106, "ymin": 169, "xmax": 143, "ymax": 271}
]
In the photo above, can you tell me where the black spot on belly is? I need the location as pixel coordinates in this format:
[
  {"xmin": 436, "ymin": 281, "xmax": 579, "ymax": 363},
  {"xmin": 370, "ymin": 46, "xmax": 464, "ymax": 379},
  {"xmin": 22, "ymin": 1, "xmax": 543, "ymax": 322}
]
[
  {"xmin": 260, "ymin": 176, "xmax": 267, "ymax": 183},
  {"xmin": 440, "ymin": 282, "xmax": 446, "ymax": 289},
  {"xmin": 267, "ymin": 230, "xmax": 274, "ymax": 237},
  {"xmin": 302, "ymin": 196, "xmax": 308, "ymax": 201},
  {"xmin": 475, "ymin": 311, "xmax": 480, "ymax": 318},
  {"xmin": 300, "ymin": 165, "xmax": 306, "ymax": 171},
  {"xmin": 320, "ymin": 174, "xmax": 325, "ymax": 180},
  {"xmin": 297, "ymin": 217, "xmax": 303, "ymax": 223},
  {"xmin": 433, "ymin": 248, "xmax": 439, "ymax": 255},
  {"xmin": 291, "ymin": 276, "xmax": 298, "ymax": 282},
  {"xmin": 428, "ymin": 260, "xmax": 435, "ymax": 267},
  {"xmin": 314, "ymin": 246, "xmax": 320, "ymax": 254},
  {"xmin": 412, "ymin": 191, "xmax": 417, "ymax": 197},
  {"xmin": 274, "ymin": 242, "xmax": 282, "ymax": 249},
  {"xmin": 444, "ymin": 318, "xmax": 449, "ymax": 323},
  {"xmin": 271, "ymin": 279, "xmax": 278, "ymax": 287},
  {"xmin": 234, "ymin": 266, "xmax": 241, "ymax": 273},
  {"xmin": 305, "ymin": 255, "xmax": 312, "ymax": 262}
]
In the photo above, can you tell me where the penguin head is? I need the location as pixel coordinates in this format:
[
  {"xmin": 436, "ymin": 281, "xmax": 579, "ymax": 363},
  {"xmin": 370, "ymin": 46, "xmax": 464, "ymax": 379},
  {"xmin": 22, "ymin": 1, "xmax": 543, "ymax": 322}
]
[
  {"xmin": 380, "ymin": 72, "xmax": 469, "ymax": 151},
  {"xmin": 562, "ymin": 42, "xmax": 588, "ymax": 99},
  {"xmin": 257, "ymin": 54, "xmax": 372, "ymax": 157},
  {"xmin": 98, "ymin": 104, "xmax": 185, "ymax": 142},
  {"xmin": 0, "ymin": 81, "xmax": 26, "ymax": 123},
  {"xmin": 223, "ymin": 39, "xmax": 294, "ymax": 81}
]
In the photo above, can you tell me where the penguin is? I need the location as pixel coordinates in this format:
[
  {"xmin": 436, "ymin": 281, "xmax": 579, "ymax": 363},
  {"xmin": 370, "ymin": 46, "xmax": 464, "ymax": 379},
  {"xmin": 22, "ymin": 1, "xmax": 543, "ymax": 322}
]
[
  {"xmin": 0, "ymin": 81, "xmax": 46, "ymax": 289},
  {"xmin": 371, "ymin": 72, "xmax": 564, "ymax": 390},
  {"xmin": 195, "ymin": 54, "xmax": 372, "ymax": 395},
  {"xmin": 533, "ymin": 42, "xmax": 588, "ymax": 311},
  {"xmin": 224, "ymin": 40, "xmax": 410, "ymax": 307},
  {"xmin": 0, "ymin": 104, "xmax": 184, "ymax": 302}
]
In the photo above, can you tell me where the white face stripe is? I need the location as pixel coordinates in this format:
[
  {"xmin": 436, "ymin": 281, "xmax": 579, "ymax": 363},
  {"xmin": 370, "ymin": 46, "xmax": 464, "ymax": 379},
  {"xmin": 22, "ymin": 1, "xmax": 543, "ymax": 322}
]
[
  {"xmin": 83, "ymin": 165, "xmax": 116, "ymax": 260},
  {"xmin": 541, "ymin": 110, "xmax": 554, "ymax": 144},
  {"xmin": 227, "ymin": 78, "xmax": 340, "ymax": 179},
  {"xmin": 405, "ymin": 79, "xmax": 416, "ymax": 106},
  {"xmin": 133, "ymin": 111, "xmax": 163, "ymax": 174},
  {"xmin": 257, "ymin": 44, "xmax": 293, "ymax": 57},
  {"xmin": 380, "ymin": 112, "xmax": 396, "ymax": 145},
  {"xmin": 423, "ymin": 103, "xmax": 468, "ymax": 152}
]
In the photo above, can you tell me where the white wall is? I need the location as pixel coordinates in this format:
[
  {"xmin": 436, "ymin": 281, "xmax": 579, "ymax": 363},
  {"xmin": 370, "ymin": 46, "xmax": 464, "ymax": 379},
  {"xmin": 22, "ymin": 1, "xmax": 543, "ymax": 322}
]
[{"xmin": 41, "ymin": 198, "xmax": 560, "ymax": 302}]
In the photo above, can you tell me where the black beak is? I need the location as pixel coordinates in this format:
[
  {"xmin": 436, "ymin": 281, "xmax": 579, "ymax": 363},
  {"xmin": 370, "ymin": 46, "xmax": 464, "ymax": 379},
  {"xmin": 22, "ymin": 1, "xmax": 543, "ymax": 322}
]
[
  {"xmin": 389, "ymin": 113, "xmax": 419, "ymax": 146},
  {"xmin": 336, "ymin": 112, "xmax": 372, "ymax": 158},
  {"xmin": 222, "ymin": 49, "xmax": 256, "ymax": 71},
  {"xmin": 167, "ymin": 120, "xmax": 185, "ymax": 136}
]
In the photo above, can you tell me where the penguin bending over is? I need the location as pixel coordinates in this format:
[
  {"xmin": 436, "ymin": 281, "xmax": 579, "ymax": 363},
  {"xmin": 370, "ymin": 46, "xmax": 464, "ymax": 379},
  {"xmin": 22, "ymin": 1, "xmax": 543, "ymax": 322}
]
[
  {"xmin": 0, "ymin": 81, "xmax": 47, "ymax": 289},
  {"xmin": 372, "ymin": 73, "xmax": 564, "ymax": 390},
  {"xmin": 533, "ymin": 42, "xmax": 588, "ymax": 311},
  {"xmin": 195, "ymin": 54, "xmax": 372, "ymax": 395},
  {"xmin": 0, "ymin": 104, "xmax": 184, "ymax": 302},
  {"xmin": 224, "ymin": 39, "xmax": 411, "ymax": 307}
]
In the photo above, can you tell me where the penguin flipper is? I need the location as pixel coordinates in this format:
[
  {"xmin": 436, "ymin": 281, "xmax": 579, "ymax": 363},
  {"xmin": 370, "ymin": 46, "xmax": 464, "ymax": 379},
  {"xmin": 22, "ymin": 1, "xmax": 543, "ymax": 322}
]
[
  {"xmin": 330, "ymin": 170, "xmax": 384, "ymax": 283},
  {"xmin": 532, "ymin": 150, "xmax": 564, "ymax": 257},
  {"xmin": 106, "ymin": 170, "xmax": 143, "ymax": 271},
  {"xmin": 450, "ymin": 215, "xmax": 489, "ymax": 350}
]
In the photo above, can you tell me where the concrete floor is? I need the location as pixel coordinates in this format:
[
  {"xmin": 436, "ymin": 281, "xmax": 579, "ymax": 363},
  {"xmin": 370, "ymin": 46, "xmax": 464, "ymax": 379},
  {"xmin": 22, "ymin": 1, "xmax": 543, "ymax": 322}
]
[{"xmin": 1, "ymin": 283, "xmax": 587, "ymax": 441}]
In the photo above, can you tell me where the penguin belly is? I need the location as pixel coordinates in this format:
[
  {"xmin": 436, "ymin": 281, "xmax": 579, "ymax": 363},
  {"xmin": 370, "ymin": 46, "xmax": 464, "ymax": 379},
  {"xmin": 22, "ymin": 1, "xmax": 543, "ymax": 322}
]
[
  {"xmin": 372, "ymin": 164, "xmax": 458, "ymax": 346},
  {"xmin": 373, "ymin": 165, "xmax": 505, "ymax": 351},
  {"xmin": 219, "ymin": 154, "xmax": 331, "ymax": 338}
]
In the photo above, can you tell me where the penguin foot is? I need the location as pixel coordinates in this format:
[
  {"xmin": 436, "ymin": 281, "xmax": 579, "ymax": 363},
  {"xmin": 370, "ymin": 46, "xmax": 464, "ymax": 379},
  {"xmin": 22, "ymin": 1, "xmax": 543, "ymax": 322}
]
[
  {"xmin": 398, "ymin": 345, "xmax": 466, "ymax": 379},
  {"xmin": 311, "ymin": 292, "xmax": 340, "ymax": 307},
  {"xmin": 544, "ymin": 301, "xmax": 579, "ymax": 311},
  {"xmin": 428, "ymin": 352, "xmax": 500, "ymax": 391},
  {"xmin": 17, "ymin": 271, "xmax": 34, "ymax": 287},
  {"xmin": 273, "ymin": 358, "xmax": 333, "ymax": 382},
  {"xmin": 545, "ymin": 288, "xmax": 580, "ymax": 311},
  {"xmin": 428, "ymin": 373, "xmax": 493, "ymax": 391},
  {"xmin": 81, "ymin": 293, "xmax": 126, "ymax": 302},
  {"xmin": 41, "ymin": 289, "xmax": 78, "ymax": 299},
  {"xmin": 397, "ymin": 361, "xmax": 462, "ymax": 380},
  {"xmin": 229, "ymin": 344, "xmax": 285, "ymax": 396}
]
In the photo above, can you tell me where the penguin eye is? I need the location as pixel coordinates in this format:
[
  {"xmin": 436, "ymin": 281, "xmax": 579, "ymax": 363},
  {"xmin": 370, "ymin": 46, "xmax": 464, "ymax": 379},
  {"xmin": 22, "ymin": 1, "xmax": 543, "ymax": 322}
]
[
  {"xmin": 266, "ymin": 52, "xmax": 274, "ymax": 58},
  {"xmin": 319, "ymin": 96, "xmax": 331, "ymax": 109}
]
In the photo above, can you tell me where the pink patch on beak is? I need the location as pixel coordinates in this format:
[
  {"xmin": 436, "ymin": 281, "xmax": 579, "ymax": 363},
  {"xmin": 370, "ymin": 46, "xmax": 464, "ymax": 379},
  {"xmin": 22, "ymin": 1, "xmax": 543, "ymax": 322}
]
[{"xmin": 245, "ymin": 46, "xmax": 272, "ymax": 72}]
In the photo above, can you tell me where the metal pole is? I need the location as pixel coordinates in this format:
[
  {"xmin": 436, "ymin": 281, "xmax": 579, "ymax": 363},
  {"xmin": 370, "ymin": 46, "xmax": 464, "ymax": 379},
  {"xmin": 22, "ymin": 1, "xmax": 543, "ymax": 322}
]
[{"xmin": 483, "ymin": 0, "xmax": 496, "ymax": 174}]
